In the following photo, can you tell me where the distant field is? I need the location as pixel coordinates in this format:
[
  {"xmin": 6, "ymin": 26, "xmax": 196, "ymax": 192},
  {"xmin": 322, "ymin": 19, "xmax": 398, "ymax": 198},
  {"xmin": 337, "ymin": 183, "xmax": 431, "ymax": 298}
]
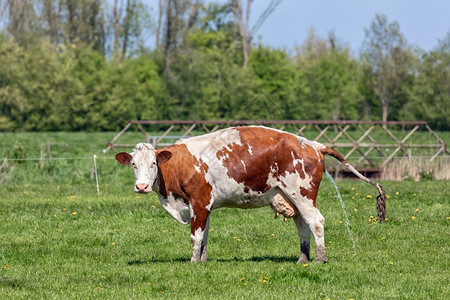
[
  {"xmin": 0, "ymin": 129, "xmax": 449, "ymax": 185},
  {"xmin": 0, "ymin": 132, "xmax": 449, "ymax": 298}
]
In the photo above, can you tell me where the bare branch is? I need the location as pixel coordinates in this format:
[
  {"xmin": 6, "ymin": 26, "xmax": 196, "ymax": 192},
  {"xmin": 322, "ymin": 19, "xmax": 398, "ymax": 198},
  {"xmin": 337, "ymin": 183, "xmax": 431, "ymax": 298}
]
[{"xmin": 250, "ymin": 0, "xmax": 283, "ymax": 38}]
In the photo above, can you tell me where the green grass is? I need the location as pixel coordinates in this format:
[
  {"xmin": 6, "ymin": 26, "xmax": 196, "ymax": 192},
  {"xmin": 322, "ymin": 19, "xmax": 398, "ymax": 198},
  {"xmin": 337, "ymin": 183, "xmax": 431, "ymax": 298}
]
[{"xmin": 1, "ymin": 180, "xmax": 449, "ymax": 299}]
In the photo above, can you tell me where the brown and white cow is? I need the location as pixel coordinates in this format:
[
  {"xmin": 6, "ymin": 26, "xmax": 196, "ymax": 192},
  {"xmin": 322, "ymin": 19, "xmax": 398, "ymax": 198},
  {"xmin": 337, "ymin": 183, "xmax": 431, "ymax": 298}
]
[{"xmin": 115, "ymin": 126, "xmax": 386, "ymax": 263}]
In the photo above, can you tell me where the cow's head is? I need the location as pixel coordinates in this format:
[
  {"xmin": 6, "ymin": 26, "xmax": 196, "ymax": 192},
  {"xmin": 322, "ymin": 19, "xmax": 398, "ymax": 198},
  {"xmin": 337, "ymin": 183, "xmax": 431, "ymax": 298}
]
[{"xmin": 115, "ymin": 143, "xmax": 172, "ymax": 193}]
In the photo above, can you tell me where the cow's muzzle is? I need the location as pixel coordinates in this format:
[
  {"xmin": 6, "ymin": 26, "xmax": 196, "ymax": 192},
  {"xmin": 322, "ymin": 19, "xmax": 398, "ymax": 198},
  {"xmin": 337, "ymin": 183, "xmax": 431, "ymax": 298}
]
[{"xmin": 135, "ymin": 183, "xmax": 150, "ymax": 193}]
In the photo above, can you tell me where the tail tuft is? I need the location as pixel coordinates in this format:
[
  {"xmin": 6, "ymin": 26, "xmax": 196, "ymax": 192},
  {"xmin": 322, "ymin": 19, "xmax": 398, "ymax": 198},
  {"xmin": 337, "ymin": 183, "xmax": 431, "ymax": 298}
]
[{"xmin": 375, "ymin": 183, "xmax": 386, "ymax": 223}]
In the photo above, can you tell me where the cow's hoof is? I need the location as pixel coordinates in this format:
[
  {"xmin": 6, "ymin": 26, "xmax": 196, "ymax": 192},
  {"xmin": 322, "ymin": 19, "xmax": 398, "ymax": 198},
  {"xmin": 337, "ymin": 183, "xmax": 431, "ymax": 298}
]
[
  {"xmin": 297, "ymin": 254, "xmax": 310, "ymax": 264},
  {"xmin": 314, "ymin": 258, "xmax": 328, "ymax": 264}
]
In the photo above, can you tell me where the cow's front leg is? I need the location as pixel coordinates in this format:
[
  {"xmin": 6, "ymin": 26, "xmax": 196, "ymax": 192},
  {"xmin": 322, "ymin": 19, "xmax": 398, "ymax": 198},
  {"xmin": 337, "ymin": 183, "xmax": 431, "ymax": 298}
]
[
  {"xmin": 190, "ymin": 206, "xmax": 210, "ymax": 263},
  {"xmin": 293, "ymin": 214, "xmax": 311, "ymax": 263}
]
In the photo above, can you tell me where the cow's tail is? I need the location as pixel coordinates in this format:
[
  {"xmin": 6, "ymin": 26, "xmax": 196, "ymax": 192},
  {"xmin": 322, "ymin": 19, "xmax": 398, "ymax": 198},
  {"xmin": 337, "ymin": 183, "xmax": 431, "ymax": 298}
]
[{"xmin": 320, "ymin": 146, "xmax": 386, "ymax": 223}]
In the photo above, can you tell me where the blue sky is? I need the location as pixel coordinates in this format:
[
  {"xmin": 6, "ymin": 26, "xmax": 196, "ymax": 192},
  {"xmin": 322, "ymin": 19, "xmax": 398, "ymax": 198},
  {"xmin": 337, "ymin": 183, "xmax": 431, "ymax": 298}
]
[{"xmin": 249, "ymin": 0, "xmax": 449, "ymax": 53}]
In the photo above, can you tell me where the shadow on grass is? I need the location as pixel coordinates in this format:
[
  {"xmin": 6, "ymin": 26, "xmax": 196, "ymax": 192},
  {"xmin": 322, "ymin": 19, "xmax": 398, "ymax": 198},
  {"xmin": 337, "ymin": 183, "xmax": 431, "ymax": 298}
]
[
  {"xmin": 127, "ymin": 255, "xmax": 298, "ymax": 265},
  {"xmin": 0, "ymin": 276, "xmax": 25, "ymax": 289},
  {"xmin": 127, "ymin": 257, "xmax": 190, "ymax": 265},
  {"xmin": 216, "ymin": 255, "xmax": 298, "ymax": 263}
]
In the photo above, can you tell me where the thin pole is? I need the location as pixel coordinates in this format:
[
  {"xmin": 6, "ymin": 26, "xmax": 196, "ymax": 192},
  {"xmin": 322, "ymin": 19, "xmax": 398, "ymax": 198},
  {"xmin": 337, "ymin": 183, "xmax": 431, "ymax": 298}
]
[{"xmin": 93, "ymin": 154, "xmax": 100, "ymax": 197}]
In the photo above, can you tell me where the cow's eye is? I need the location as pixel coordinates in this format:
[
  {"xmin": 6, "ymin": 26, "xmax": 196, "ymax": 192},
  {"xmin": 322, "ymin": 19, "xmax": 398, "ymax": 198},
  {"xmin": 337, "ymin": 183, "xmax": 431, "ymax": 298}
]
[
  {"xmin": 151, "ymin": 162, "xmax": 156, "ymax": 167},
  {"xmin": 131, "ymin": 162, "xmax": 137, "ymax": 168}
]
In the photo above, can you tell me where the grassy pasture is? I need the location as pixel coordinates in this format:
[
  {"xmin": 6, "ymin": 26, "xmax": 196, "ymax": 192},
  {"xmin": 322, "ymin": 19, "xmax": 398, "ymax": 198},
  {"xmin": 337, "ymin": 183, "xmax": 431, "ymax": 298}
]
[
  {"xmin": 1, "ymin": 181, "xmax": 449, "ymax": 299},
  {"xmin": 0, "ymin": 131, "xmax": 449, "ymax": 299}
]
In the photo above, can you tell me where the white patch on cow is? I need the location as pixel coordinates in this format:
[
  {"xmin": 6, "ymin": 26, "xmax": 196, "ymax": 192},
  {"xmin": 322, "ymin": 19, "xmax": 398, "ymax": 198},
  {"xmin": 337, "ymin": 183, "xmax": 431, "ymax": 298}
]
[
  {"xmin": 205, "ymin": 196, "xmax": 214, "ymax": 211},
  {"xmin": 241, "ymin": 160, "xmax": 247, "ymax": 172},
  {"xmin": 194, "ymin": 164, "xmax": 201, "ymax": 174},
  {"xmin": 297, "ymin": 137, "xmax": 323, "ymax": 159},
  {"xmin": 157, "ymin": 192, "xmax": 191, "ymax": 224},
  {"xmin": 190, "ymin": 227, "xmax": 205, "ymax": 262},
  {"xmin": 291, "ymin": 151, "xmax": 304, "ymax": 167},
  {"xmin": 248, "ymin": 145, "xmax": 253, "ymax": 155},
  {"xmin": 191, "ymin": 227, "xmax": 204, "ymax": 244},
  {"xmin": 189, "ymin": 204, "xmax": 196, "ymax": 221}
]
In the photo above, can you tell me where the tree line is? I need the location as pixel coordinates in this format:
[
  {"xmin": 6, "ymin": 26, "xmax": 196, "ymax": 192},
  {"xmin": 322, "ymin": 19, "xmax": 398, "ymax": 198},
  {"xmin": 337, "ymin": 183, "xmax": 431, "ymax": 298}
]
[{"xmin": 0, "ymin": 0, "xmax": 449, "ymax": 131}]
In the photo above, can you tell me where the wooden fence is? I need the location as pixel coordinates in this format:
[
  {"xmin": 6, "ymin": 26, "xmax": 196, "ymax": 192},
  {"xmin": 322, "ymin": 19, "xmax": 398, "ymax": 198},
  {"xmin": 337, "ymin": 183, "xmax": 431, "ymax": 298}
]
[{"xmin": 105, "ymin": 120, "xmax": 448, "ymax": 176}]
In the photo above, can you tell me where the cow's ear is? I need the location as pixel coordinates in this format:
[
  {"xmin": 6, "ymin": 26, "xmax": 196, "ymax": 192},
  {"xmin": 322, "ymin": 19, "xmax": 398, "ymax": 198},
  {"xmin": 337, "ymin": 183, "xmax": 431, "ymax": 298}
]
[
  {"xmin": 157, "ymin": 151, "xmax": 172, "ymax": 165},
  {"xmin": 115, "ymin": 152, "xmax": 133, "ymax": 165}
]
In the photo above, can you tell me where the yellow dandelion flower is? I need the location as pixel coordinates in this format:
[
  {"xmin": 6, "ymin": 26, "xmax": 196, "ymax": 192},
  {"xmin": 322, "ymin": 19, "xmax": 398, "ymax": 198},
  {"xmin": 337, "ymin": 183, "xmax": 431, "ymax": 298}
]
[
  {"xmin": 381, "ymin": 236, "xmax": 386, "ymax": 240},
  {"xmin": 386, "ymin": 195, "xmax": 391, "ymax": 199},
  {"xmin": 411, "ymin": 216, "xmax": 416, "ymax": 221},
  {"xmin": 413, "ymin": 193, "xmax": 417, "ymax": 197},
  {"xmin": 71, "ymin": 211, "xmax": 77, "ymax": 215},
  {"xmin": 366, "ymin": 195, "xmax": 373, "ymax": 199},
  {"xmin": 240, "ymin": 277, "xmax": 245, "ymax": 281},
  {"xmin": 111, "ymin": 242, "xmax": 115, "ymax": 245},
  {"xmin": 389, "ymin": 261, "xmax": 394, "ymax": 265},
  {"xmin": 395, "ymin": 192, "xmax": 399, "ymax": 195},
  {"xmin": 415, "ymin": 209, "xmax": 420, "ymax": 213},
  {"xmin": 385, "ymin": 218, "xmax": 389, "ymax": 221},
  {"xmin": 351, "ymin": 187, "xmax": 355, "ymax": 191},
  {"xmin": 271, "ymin": 233, "xmax": 275, "ymax": 237},
  {"xmin": 303, "ymin": 263, "xmax": 308, "ymax": 267},
  {"xmin": 355, "ymin": 192, "xmax": 359, "ymax": 196},
  {"xmin": 262, "ymin": 280, "xmax": 268, "ymax": 284},
  {"xmin": 353, "ymin": 208, "xmax": 358, "ymax": 212},
  {"xmin": 339, "ymin": 221, "xmax": 343, "ymax": 224},
  {"xmin": 264, "ymin": 276, "xmax": 269, "ymax": 280},
  {"xmin": 446, "ymin": 217, "xmax": 450, "ymax": 220},
  {"xmin": 236, "ymin": 238, "xmax": 242, "ymax": 242}
]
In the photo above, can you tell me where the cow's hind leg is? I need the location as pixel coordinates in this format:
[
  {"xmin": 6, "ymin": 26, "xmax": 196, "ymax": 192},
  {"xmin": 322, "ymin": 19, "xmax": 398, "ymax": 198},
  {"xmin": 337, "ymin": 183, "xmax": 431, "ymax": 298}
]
[
  {"xmin": 286, "ymin": 194, "xmax": 327, "ymax": 263},
  {"xmin": 190, "ymin": 205, "xmax": 210, "ymax": 263},
  {"xmin": 293, "ymin": 214, "xmax": 311, "ymax": 263},
  {"xmin": 304, "ymin": 207, "xmax": 327, "ymax": 263}
]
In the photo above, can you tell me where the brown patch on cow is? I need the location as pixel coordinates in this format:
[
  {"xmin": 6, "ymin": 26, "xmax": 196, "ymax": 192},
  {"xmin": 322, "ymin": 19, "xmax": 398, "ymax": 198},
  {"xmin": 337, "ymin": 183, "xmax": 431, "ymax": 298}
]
[
  {"xmin": 217, "ymin": 127, "xmax": 325, "ymax": 207},
  {"xmin": 156, "ymin": 144, "xmax": 213, "ymax": 234}
]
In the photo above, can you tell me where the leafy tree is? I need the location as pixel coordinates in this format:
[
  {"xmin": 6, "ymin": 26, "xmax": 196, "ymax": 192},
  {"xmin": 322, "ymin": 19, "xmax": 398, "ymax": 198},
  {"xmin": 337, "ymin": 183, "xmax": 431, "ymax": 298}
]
[
  {"xmin": 248, "ymin": 45, "xmax": 295, "ymax": 120},
  {"xmin": 361, "ymin": 14, "xmax": 414, "ymax": 126},
  {"xmin": 0, "ymin": 36, "xmax": 31, "ymax": 130},
  {"xmin": 294, "ymin": 30, "xmax": 362, "ymax": 120},
  {"xmin": 401, "ymin": 32, "xmax": 450, "ymax": 130}
]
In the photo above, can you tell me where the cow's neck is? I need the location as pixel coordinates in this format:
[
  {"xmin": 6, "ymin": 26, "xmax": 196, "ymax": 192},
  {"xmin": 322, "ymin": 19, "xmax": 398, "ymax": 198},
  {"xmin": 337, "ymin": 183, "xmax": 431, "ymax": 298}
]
[{"xmin": 153, "ymin": 167, "xmax": 168, "ymax": 197}]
